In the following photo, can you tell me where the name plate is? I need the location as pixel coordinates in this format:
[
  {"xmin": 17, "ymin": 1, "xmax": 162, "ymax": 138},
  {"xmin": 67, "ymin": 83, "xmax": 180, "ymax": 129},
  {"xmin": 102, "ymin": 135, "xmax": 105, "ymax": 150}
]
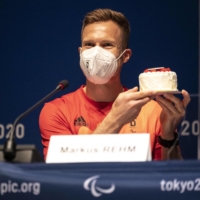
[{"xmin": 46, "ymin": 134, "xmax": 151, "ymax": 163}]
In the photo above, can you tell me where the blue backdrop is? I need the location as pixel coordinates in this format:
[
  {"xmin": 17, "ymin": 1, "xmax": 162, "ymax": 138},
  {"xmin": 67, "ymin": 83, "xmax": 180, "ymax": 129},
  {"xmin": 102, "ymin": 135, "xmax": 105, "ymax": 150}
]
[{"xmin": 0, "ymin": 0, "xmax": 198, "ymax": 159}]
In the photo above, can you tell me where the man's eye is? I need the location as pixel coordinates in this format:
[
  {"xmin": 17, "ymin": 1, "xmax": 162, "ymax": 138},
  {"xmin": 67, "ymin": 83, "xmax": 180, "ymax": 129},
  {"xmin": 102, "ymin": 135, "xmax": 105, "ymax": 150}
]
[
  {"xmin": 85, "ymin": 43, "xmax": 94, "ymax": 47},
  {"xmin": 102, "ymin": 43, "xmax": 113, "ymax": 47}
]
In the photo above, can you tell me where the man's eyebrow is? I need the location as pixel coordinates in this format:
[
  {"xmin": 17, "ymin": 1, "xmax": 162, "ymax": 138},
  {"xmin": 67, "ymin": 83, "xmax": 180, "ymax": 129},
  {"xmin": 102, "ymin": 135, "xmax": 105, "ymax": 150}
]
[
  {"xmin": 82, "ymin": 39, "xmax": 116, "ymax": 43},
  {"xmin": 82, "ymin": 39, "xmax": 93, "ymax": 44},
  {"xmin": 101, "ymin": 39, "xmax": 116, "ymax": 43}
]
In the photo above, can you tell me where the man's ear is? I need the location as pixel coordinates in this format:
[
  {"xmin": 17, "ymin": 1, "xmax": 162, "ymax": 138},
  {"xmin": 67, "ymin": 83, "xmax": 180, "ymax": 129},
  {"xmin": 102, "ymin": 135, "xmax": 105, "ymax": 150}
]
[
  {"xmin": 123, "ymin": 49, "xmax": 132, "ymax": 63},
  {"xmin": 78, "ymin": 47, "xmax": 82, "ymax": 53}
]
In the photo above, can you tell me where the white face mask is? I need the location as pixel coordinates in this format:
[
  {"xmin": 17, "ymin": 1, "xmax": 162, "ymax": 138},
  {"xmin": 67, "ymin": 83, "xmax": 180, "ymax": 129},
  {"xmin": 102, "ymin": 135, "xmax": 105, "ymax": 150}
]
[{"xmin": 80, "ymin": 46, "xmax": 126, "ymax": 84}]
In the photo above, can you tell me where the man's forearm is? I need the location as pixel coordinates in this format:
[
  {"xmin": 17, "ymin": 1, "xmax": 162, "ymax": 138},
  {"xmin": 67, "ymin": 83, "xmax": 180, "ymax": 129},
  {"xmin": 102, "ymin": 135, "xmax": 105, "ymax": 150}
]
[{"xmin": 92, "ymin": 113, "xmax": 123, "ymax": 134}]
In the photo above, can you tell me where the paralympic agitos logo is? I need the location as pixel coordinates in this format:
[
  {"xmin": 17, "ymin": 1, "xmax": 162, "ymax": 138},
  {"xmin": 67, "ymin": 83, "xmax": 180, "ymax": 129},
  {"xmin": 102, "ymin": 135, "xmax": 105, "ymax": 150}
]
[{"xmin": 83, "ymin": 175, "xmax": 115, "ymax": 197}]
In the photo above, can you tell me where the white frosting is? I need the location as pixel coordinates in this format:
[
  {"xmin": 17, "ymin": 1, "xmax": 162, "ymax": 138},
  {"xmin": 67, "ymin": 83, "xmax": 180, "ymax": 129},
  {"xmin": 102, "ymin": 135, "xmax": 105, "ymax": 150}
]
[{"xmin": 139, "ymin": 71, "xmax": 178, "ymax": 91}]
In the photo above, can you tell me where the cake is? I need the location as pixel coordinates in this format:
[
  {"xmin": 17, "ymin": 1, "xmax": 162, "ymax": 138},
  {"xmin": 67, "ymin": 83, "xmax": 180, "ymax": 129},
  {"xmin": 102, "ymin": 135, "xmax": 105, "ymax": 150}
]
[{"xmin": 139, "ymin": 67, "xmax": 178, "ymax": 91}]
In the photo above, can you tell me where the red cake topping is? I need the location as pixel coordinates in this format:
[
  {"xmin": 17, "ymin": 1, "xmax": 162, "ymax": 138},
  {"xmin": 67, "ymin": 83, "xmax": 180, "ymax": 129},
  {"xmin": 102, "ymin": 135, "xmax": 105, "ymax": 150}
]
[{"xmin": 144, "ymin": 67, "xmax": 171, "ymax": 73}]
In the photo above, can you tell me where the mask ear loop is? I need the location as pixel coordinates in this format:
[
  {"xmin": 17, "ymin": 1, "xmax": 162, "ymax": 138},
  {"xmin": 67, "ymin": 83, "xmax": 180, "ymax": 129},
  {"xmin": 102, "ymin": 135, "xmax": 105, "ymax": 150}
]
[
  {"xmin": 115, "ymin": 49, "xmax": 127, "ymax": 62},
  {"xmin": 112, "ymin": 49, "xmax": 127, "ymax": 77}
]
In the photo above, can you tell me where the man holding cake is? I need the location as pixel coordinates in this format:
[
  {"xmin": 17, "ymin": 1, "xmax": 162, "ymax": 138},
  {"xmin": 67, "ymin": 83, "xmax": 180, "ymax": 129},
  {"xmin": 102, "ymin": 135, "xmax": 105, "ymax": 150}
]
[{"xmin": 39, "ymin": 8, "xmax": 190, "ymax": 160}]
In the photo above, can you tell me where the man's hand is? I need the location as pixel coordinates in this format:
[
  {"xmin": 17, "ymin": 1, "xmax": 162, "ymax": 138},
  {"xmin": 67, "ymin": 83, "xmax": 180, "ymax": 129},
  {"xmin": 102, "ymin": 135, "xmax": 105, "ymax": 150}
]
[
  {"xmin": 155, "ymin": 90, "xmax": 190, "ymax": 139},
  {"xmin": 110, "ymin": 87, "xmax": 156, "ymax": 127}
]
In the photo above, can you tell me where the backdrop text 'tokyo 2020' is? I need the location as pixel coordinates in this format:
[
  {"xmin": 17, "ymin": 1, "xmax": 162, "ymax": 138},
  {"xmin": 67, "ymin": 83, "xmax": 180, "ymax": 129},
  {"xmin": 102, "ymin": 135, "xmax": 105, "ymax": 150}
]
[{"xmin": 0, "ymin": 0, "xmax": 199, "ymax": 159}]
